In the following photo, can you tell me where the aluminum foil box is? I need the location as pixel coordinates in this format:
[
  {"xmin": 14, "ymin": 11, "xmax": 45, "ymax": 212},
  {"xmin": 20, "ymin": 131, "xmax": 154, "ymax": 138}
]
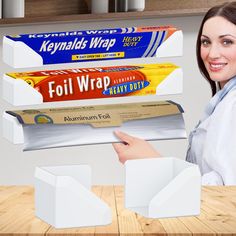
[
  {"xmin": 3, "ymin": 26, "xmax": 183, "ymax": 68},
  {"xmin": 3, "ymin": 63, "xmax": 182, "ymax": 106},
  {"xmin": 2, "ymin": 101, "xmax": 187, "ymax": 150}
]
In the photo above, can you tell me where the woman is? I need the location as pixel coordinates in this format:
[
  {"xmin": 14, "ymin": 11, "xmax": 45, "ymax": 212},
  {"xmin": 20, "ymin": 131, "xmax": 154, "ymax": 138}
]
[{"xmin": 113, "ymin": 2, "xmax": 236, "ymax": 185}]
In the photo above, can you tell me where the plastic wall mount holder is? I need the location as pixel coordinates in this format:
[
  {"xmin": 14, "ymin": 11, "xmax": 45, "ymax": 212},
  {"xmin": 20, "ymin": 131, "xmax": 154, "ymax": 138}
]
[
  {"xmin": 35, "ymin": 165, "xmax": 112, "ymax": 228},
  {"xmin": 125, "ymin": 157, "xmax": 201, "ymax": 218}
]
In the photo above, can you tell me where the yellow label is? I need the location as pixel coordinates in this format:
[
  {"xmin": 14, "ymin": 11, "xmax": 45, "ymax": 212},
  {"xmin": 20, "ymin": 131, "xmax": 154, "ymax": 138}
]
[{"xmin": 72, "ymin": 52, "xmax": 125, "ymax": 61}]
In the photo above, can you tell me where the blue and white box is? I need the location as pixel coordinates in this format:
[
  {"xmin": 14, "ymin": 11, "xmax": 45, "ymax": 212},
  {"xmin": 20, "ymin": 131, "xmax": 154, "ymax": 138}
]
[{"xmin": 3, "ymin": 26, "xmax": 183, "ymax": 68}]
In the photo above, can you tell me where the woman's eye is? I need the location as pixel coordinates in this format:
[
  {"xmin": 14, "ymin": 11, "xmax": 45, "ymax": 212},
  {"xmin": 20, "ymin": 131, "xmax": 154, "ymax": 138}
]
[
  {"xmin": 222, "ymin": 39, "xmax": 233, "ymax": 45},
  {"xmin": 201, "ymin": 39, "xmax": 210, "ymax": 46}
]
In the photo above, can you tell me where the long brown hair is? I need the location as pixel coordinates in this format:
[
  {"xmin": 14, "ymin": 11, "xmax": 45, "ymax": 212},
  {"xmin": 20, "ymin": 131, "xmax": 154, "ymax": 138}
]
[{"xmin": 196, "ymin": 1, "xmax": 236, "ymax": 96}]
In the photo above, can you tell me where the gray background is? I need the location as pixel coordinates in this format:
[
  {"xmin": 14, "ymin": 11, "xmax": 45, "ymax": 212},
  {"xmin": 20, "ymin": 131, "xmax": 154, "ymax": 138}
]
[{"xmin": 0, "ymin": 15, "xmax": 210, "ymax": 185}]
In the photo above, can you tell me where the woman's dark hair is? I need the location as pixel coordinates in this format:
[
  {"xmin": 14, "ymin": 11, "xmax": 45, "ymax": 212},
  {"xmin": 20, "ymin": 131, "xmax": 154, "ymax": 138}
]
[{"xmin": 196, "ymin": 2, "xmax": 236, "ymax": 96}]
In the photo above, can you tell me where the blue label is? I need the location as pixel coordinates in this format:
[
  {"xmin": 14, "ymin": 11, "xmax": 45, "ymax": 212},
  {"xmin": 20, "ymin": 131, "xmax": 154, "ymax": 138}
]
[
  {"xmin": 103, "ymin": 80, "xmax": 150, "ymax": 96},
  {"xmin": 6, "ymin": 27, "xmax": 168, "ymax": 66}
]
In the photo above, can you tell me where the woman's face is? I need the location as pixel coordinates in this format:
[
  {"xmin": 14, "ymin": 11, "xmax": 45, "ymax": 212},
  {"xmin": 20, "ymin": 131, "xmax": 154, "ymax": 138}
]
[{"xmin": 201, "ymin": 16, "xmax": 236, "ymax": 87}]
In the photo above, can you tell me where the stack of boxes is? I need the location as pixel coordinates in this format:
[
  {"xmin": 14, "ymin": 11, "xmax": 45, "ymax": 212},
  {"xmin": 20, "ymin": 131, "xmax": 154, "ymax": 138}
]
[
  {"xmin": 2, "ymin": 26, "xmax": 185, "ymax": 147},
  {"xmin": 1, "ymin": 25, "xmax": 201, "ymax": 227}
]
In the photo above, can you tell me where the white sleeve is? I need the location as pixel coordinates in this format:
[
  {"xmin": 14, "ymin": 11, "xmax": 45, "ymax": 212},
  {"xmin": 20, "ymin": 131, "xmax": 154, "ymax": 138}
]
[
  {"xmin": 202, "ymin": 97, "xmax": 236, "ymax": 185},
  {"xmin": 201, "ymin": 171, "xmax": 223, "ymax": 185}
]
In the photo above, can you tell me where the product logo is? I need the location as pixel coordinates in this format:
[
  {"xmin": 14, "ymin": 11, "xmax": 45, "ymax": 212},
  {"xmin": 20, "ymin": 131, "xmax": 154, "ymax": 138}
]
[
  {"xmin": 34, "ymin": 114, "xmax": 53, "ymax": 124},
  {"xmin": 103, "ymin": 80, "xmax": 149, "ymax": 96}
]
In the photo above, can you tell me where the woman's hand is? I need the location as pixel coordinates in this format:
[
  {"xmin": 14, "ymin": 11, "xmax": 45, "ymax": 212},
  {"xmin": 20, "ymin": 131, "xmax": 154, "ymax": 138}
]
[{"xmin": 112, "ymin": 130, "xmax": 161, "ymax": 164}]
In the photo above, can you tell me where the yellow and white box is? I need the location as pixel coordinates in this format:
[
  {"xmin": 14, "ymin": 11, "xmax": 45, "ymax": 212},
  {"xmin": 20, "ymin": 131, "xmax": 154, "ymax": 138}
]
[{"xmin": 2, "ymin": 63, "xmax": 183, "ymax": 106}]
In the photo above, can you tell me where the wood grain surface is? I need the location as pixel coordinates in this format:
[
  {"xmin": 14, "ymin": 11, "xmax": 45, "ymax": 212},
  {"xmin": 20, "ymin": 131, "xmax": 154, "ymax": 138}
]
[{"xmin": 0, "ymin": 186, "xmax": 236, "ymax": 235}]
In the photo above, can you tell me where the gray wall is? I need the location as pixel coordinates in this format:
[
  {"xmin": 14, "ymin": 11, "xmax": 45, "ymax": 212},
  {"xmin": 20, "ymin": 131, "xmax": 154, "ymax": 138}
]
[{"xmin": 0, "ymin": 16, "xmax": 210, "ymax": 185}]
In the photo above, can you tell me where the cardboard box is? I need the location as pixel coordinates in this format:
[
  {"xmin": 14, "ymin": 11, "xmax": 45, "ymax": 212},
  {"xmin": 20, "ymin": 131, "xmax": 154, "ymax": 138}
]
[
  {"xmin": 35, "ymin": 165, "xmax": 111, "ymax": 228},
  {"xmin": 3, "ymin": 101, "xmax": 187, "ymax": 150},
  {"xmin": 3, "ymin": 63, "xmax": 182, "ymax": 106},
  {"xmin": 125, "ymin": 158, "xmax": 201, "ymax": 218},
  {"xmin": 3, "ymin": 26, "xmax": 183, "ymax": 68}
]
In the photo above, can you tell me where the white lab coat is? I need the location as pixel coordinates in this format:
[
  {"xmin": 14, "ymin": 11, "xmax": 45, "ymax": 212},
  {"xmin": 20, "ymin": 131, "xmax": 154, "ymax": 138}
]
[{"xmin": 187, "ymin": 88, "xmax": 236, "ymax": 185}]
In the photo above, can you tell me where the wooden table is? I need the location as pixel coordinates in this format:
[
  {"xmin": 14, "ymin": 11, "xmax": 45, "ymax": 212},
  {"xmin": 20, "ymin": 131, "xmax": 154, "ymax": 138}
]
[{"xmin": 0, "ymin": 186, "xmax": 236, "ymax": 235}]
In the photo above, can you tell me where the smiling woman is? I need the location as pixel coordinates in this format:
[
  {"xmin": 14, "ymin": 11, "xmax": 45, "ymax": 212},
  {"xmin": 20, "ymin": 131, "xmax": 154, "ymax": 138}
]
[
  {"xmin": 200, "ymin": 17, "xmax": 236, "ymax": 85},
  {"xmin": 112, "ymin": 1, "xmax": 236, "ymax": 186},
  {"xmin": 197, "ymin": 4, "xmax": 236, "ymax": 94}
]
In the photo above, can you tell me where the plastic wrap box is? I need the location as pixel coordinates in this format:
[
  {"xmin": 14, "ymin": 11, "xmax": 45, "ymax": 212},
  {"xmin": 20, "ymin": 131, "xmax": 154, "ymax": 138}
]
[{"xmin": 3, "ymin": 26, "xmax": 183, "ymax": 68}]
